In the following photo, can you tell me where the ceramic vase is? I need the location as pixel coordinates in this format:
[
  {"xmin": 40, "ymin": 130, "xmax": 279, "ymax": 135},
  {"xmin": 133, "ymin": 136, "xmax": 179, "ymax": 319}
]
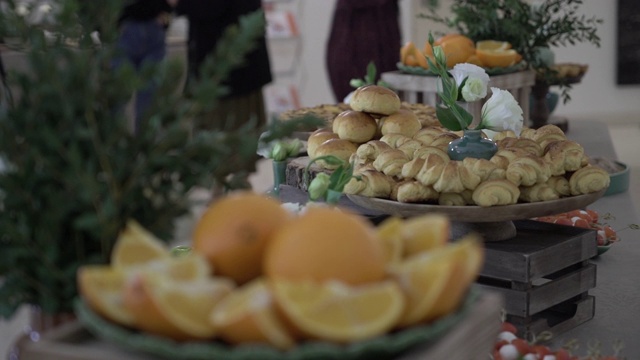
[
  {"xmin": 448, "ymin": 129, "xmax": 498, "ymax": 161},
  {"xmin": 270, "ymin": 160, "xmax": 287, "ymax": 195}
]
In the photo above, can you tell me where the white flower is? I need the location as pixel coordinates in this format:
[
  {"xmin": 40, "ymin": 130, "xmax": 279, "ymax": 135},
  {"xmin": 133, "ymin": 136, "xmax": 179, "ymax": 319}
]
[
  {"xmin": 450, "ymin": 63, "xmax": 490, "ymax": 102},
  {"xmin": 480, "ymin": 88, "xmax": 524, "ymax": 135}
]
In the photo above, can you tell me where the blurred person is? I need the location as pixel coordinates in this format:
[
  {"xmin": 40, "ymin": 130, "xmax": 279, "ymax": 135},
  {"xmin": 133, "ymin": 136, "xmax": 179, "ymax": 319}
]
[
  {"xmin": 115, "ymin": 0, "xmax": 178, "ymax": 133},
  {"xmin": 326, "ymin": 0, "xmax": 401, "ymax": 102},
  {"xmin": 175, "ymin": 0, "xmax": 272, "ymax": 131}
]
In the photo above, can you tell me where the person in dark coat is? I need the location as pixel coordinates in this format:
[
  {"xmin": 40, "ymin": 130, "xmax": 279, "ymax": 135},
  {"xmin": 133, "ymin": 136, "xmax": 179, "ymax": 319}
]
[
  {"xmin": 175, "ymin": 0, "xmax": 272, "ymax": 130},
  {"xmin": 326, "ymin": 0, "xmax": 401, "ymax": 102}
]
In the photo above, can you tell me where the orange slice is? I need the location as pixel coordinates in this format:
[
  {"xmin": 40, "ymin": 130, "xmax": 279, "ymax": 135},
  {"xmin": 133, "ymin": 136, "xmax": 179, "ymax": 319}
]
[
  {"xmin": 111, "ymin": 220, "xmax": 169, "ymax": 268},
  {"xmin": 271, "ymin": 279, "xmax": 405, "ymax": 343},
  {"xmin": 476, "ymin": 40, "xmax": 512, "ymax": 51},
  {"xmin": 375, "ymin": 216, "xmax": 405, "ymax": 265},
  {"xmin": 123, "ymin": 273, "xmax": 234, "ymax": 341},
  {"xmin": 77, "ymin": 265, "xmax": 134, "ymax": 327},
  {"xmin": 476, "ymin": 48, "xmax": 522, "ymax": 68},
  {"xmin": 210, "ymin": 278, "xmax": 296, "ymax": 350},
  {"xmin": 401, "ymin": 213, "xmax": 450, "ymax": 257}
]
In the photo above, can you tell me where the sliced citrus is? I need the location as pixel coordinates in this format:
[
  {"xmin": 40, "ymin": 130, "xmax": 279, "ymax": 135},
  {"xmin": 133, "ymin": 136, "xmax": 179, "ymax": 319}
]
[
  {"xmin": 210, "ymin": 278, "xmax": 296, "ymax": 350},
  {"xmin": 77, "ymin": 265, "xmax": 134, "ymax": 326},
  {"xmin": 465, "ymin": 54, "xmax": 485, "ymax": 67},
  {"xmin": 476, "ymin": 40, "xmax": 512, "ymax": 51},
  {"xmin": 123, "ymin": 273, "xmax": 234, "ymax": 341},
  {"xmin": 476, "ymin": 48, "xmax": 522, "ymax": 68},
  {"xmin": 111, "ymin": 219, "xmax": 169, "ymax": 268},
  {"xmin": 143, "ymin": 253, "xmax": 212, "ymax": 281},
  {"xmin": 401, "ymin": 213, "xmax": 450, "ymax": 257},
  {"xmin": 375, "ymin": 216, "xmax": 405, "ymax": 265},
  {"xmin": 271, "ymin": 279, "xmax": 405, "ymax": 343}
]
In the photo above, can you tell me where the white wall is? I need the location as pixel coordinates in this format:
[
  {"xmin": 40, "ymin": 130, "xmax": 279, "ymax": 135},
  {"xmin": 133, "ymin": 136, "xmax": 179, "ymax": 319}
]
[{"xmin": 297, "ymin": 0, "xmax": 640, "ymax": 124}]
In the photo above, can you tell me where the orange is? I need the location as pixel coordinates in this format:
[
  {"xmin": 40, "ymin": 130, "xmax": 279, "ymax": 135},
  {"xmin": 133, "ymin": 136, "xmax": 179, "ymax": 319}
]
[
  {"xmin": 375, "ymin": 216, "xmax": 405, "ymax": 265},
  {"xmin": 210, "ymin": 278, "xmax": 296, "ymax": 350},
  {"xmin": 441, "ymin": 40, "xmax": 476, "ymax": 68},
  {"xmin": 400, "ymin": 41, "xmax": 428, "ymax": 68},
  {"xmin": 476, "ymin": 40, "xmax": 512, "ymax": 51},
  {"xmin": 401, "ymin": 213, "xmax": 450, "ymax": 257},
  {"xmin": 388, "ymin": 233, "xmax": 483, "ymax": 327},
  {"xmin": 465, "ymin": 54, "xmax": 485, "ymax": 67},
  {"xmin": 271, "ymin": 279, "xmax": 405, "ymax": 343},
  {"xmin": 77, "ymin": 265, "xmax": 134, "ymax": 327},
  {"xmin": 264, "ymin": 206, "xmax": 387, "ymax": 285},
  {"xmin": 476, "ymin": 48, "xmax": 523, "ymax": 68},
  {"xmin": 434, "ymin": 34, "xmax": 474, "ymax": 48},
  {"xmin": 111, "ymin": 219, "xmax": 170, "ymax": 268},
  {"xmin": 192, "ymin": 191, "xmax": 291, "ymax": 284},
  {"xmin": 123, "ymin": 273, "xmax": 234, "ymax": 341}
]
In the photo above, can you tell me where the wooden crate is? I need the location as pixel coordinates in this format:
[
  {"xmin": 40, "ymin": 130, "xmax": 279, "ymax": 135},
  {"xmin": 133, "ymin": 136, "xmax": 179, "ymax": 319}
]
[
  {"xmin": 476, "ymin": 220, "xmax": 598, "ymax": 339},
  {"xmin": 381, "ymin": 70, "xmax": 536, "ymax": 127}
]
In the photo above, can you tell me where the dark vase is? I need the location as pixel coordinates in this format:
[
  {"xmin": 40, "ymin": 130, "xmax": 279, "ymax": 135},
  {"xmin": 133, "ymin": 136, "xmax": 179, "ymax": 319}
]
[
  {"xmin": 270, "ymin": 160, "xmax": 287, "ymax": 195},
  {"xmin": 448, "ymin": 129, "xmax": 498, "ymax": 161}
]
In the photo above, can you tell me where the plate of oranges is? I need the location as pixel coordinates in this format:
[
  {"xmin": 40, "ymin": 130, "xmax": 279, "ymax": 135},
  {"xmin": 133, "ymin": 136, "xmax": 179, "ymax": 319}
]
[{"xmin": 75, "ymin": 192, "xmax": 485, "ymax": 359}]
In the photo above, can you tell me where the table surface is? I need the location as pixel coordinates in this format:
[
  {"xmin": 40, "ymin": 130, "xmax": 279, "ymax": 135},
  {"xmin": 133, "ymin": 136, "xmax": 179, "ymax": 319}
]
[{"xmin": 544, "ymin": 121, "xmax": 640, "ymax": 357}]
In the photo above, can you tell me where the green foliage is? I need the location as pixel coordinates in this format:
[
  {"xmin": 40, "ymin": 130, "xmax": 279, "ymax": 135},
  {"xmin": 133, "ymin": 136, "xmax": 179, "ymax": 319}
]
[
  {"xmin": 0, "ymin": 0, "xmax": 321, "ymax": 318},
  {"xmin": 421, "ymin": 0, "xmax": 602, "ymax": 103}
]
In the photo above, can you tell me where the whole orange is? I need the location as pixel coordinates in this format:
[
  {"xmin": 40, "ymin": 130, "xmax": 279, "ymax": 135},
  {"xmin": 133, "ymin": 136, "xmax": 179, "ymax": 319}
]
[
  {"xmin": 192, "ymin": 191, "xmax": 291, "ymax": 284},
  {"xmin": 264, "ymin": 206, "xmax": 386, "ymax": 285}
]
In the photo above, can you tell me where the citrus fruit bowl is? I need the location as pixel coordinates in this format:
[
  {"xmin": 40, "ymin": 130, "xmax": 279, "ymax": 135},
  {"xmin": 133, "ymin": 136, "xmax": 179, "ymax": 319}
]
[
  {"xmin": 396, "ymin": 61, "xmax": 527, "ymax": 77},
  {"xmin": 74, "ymin": 289, "xmax": 479, "ymax": 360}
]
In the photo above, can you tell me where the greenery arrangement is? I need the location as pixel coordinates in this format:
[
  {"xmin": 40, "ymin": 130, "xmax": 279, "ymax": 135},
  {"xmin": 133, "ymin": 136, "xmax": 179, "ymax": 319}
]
[
  {"xmin": 0, "ymin": 0, "xmax": 321, "ymax": 318},
  {"xmin": 421, "ymin": 0, "xmax": 602, "ymax": 102}
]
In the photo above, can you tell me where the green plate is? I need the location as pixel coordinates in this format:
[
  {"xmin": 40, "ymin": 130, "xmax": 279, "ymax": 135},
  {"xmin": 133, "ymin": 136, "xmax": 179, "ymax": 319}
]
[
  {"xmin": 74, "ymin": 289, "xmax": 479, "ymax": 360},
  {"xmin": 397, "ymin": 62, "xmax": 527, "ymax": 76}
]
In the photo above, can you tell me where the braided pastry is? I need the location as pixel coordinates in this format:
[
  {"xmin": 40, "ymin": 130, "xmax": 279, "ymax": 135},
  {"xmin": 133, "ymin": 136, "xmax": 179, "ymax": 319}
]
[
  {"xmin": 568, "ymin": 165, "xmax": 610, "ymax": 195},
  {"xmin": 530, "ymin": 124, "xmax": 567, "ymax": 149},
  {"xmin": 356, "ymin": 140, "xmax": 393, "ymax": 162},
  {"xmin": 491, "ymin": 130, "xmax": 518, "ymax": 141},
  {"xmin": 497, "ymin": 137, "xmax": 543, "ymax": 157},
  {"xmin": 415, "ymin": 153, "xmax": 448, "ymax": 186},
  {"xmin": 472, "ymin": 179, "xmax": 521, "ymax": 207},
  {"xmin": 373, "ymin": 149, "xmax": 409, "ymax": 177},
  {"xmin": 380, "ymin": 133, "xmax": 413, "ymax": 148},
  {"xmin": 462, "ymin": 158, "xmax": 504, "ymax": 181},
  {"xmin": 505, "ymin": 155, "xmax": 551, "ymax": 186},
  {"xmin": 430, "ymin": 133, "xmax": 461, "ymax": 151},
  {"xmin": 412, "ymin": 146, "xmax": 450, "ymax": 163},
  {"xmin": 438, "ymin": 190, "xmax": 474, "ymax": 206},
  {"xmin": 433, "ymin": 161, "xmax": 482, "ymax": 193},
  {"xmin": 519, "ymin": 183, "xmax": 560, "ymax": 203},
  {"xmin": 400, "ymin": 157, "xmax": 425, "ymax": 180},
  {"xmin": 546, "ymin": 176, "xmax": 571, "ymax": 197},
  {"xmin": 391, "ymin": 180, "xmax": 439, "ymax": 203},
  {"xmin": 343, "ymin": 169, "xmax": 393, "ymax": 198},
  {"xmin": 413, "ymin": 126, "xmax": 446, "ymax": 145},
  {"xmin": 397, "ymin": 139, "xmax": 425, "ymax": 159},
  {"xmin": 543, "ymin": 140, "xmax": 587, "ymax": 175}
]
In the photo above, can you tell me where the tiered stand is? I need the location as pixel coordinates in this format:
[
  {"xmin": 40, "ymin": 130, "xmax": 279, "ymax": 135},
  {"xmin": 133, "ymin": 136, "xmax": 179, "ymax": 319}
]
[{"xmin": 285, "ymin": 157, "xmax": 600, "ymax": 339}]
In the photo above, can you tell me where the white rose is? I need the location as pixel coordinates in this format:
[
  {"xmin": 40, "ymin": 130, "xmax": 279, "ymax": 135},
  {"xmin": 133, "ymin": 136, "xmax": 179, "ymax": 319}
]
[
  {"xmin": 480, "ymin": 87, "xmax": 524, "ymax": 135},
  {"xmin": 450, "ymin": 63, "xmax": 490, "ymax": 102}
]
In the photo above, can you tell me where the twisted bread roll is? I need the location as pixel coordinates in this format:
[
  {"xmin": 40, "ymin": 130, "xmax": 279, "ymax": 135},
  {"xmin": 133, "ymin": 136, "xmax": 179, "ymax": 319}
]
[
  {"xmin": 373, "ymin": 149, "xmax": 409, "ymax": 177},
  {"xmin": 472, "ymin": 179, "xmax": 520, "ymax": 207},
  {"xmin": 519, "ymin": 127, "xmax": 537, "ymax": 140},
  {"xmin": 415, "ymin": 153, "xmax": 449, "ymax": 186},
  {"xmin": 490, "ymin": 148, "xmax": 531, "ymax": 170},
  {"xmin": 462, "ymin": 158, "xmax": 504, "ymax": 181},
  {"xmin": 438, "ymin": 190, "xmax": 474, "ymax": 206},
  {"xmin": 546, "ymin": 176, "xmax": 571, "ymax": 197},
  {"xmin": 397, "ymin": 139, "xmax": 425, "ymax": 159},
  {"xmin": 413, "ymin": 127, "xmax": 446, "ymax": 145},
  {"xmin": 531, "ymin": 124, "xmax": 567, "ymax": 149},
  {"xmin": 433, "ymin": 161, "xmax": 482, "ymax": 193},
  {"xmin": 491, "ymin": 130, "xmax": 517, "ymax": 141},
  {"xmin": 519, "ymin": 183, "xmax": 560, "ymax": 203},
  {"xmin": 505, "ymin": 155, "xmax": 551, "ymax": 186},
  {"xmin": 568, "ymin": 165, "xmax": 610, "ymax": 195},
  {"xmin": 400, "ymin": 157, "xmax": 425, "ymax": 180},
  {"xmin": 543, "ymin": 140, "xmax": 587, "ymax": 175},
  {"xmin": 313, "ymin": 138, "xmax": 357, "ymax": 170},
  {"xmin": 349, "ymin": 153, "xmax": 375, "ymax": 173},
  {"xmin": 307, "ymin": 130, "xmax": 339, "ymax": 159},
  {"xmin": 356, "ymin": 140, "xmax": 392, "ymax": 162},
  {"xmin": 343, "ymin": 169, "xmax": 393, "ymax": 198},
  {"xmin": 497, "ymin": 137, "xmax": 543, "ymax": 157},
  {"xmin": 413, "ymin": 146, "xmax": 450, "ymax": 163},
  {"xmin": 379, "ymin": 108, "xmax": 422, "ymax": 137},
  {"xmin": 332, "ymin": 110, "xmax": 377, "ymax": 143},
  {"xmin": 380, "ymin": 133, "xmax": 413, "ymax": 148},
  {"xmin": 391, "ymin": 181, "xmax": 439, "ymax": 203},
  {"xmin": 430, "ymin": 133, "xmax": 461, "ymax": 151}
]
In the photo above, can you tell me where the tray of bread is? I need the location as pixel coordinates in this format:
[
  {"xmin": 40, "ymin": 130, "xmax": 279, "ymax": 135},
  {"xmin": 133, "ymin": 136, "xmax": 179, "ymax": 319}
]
[{"xmin": 303, "ymin": 85, "xmax": 610, "ymax": 239}]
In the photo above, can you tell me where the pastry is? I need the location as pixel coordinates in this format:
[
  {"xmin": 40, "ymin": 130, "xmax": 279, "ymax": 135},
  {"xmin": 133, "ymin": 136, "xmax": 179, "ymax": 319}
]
[
  {"xmin": 497, "ymin": 137, "xmax": 543, "ymax": 157},
  {"xmin": 472, "ymin": 179, "xmax": 521, "ymax": 207},
  {"xmin": 412, "ymin": 146, "xmax": 450, "ymax": 164},
  {"xmin": 438, "ymin": 190, "xmax": 473, "ymax": 206},
  {"xmin": 313, "ymin": 138, "xmax": 357, "ymax": 170},
  {"xmin": 505, "ymin": 155, "xmax": 551, "ymax": 186},
  {"xmin": 349, "ymin": 85, "xmax": 401, "ymax": 116},
  {"xmin": 373, "ymin": 149, "xmax": 409, "ymax": 177},
  {"xmin": 531, "ymin": 124, "xmax": 567, "ymax": 149},
  {"xmin": 379, "ymin": 108, "xmax": 422, "ymax": 137},
  {"xmin": 462, "ymin": 157, "xmax": 504, "ymax": 181},
  {"xmin": 391, "ymin": 181, "xmax": 439, "ymax": 203},
  {"xmin": 332, "ymin": 110, "xmax": 378, "ymax": 144},
  {"xmin": 430, "ymin": 133, "xmax": 461, "ymax": 151},
  {"xmin": 413, "ymin": 126, "xmax": 446, "ymax": 145},
  {"xmin": 343, "ymin": 169, "xmax": 393, "ymax": 198},
  {"xmin": 307, "ymin": 129, "xmax": 339, "ymax": 159},
  {"xmin": 415, "ymin": 153, "xmax": 448, "ymax": 186},
  {"xmin": 491, "ymin": 130, "xmax": 517, "ymax": 141},
  {"xmin": 380, "ymin": 133, "xmax": 413, "ymax": 148},
  {"xmin": 356, "ymin": 140, "xmax": 392, "ymax": 162},
  {"xmin": 546, "ymin": 176, "xmax": 571, "ymax": 197},
  {"xmin": 400, "ymin": 157, "xmax": 425, "ymax": 180},
  {"xmin": 397, "ymin": 139, "xmax": 425, "ymax": 159},
  {"xmin": 519, "ymin": 183, "xmax": 560, "ymax": 203},
  {"xmin": 433, "ymin": 161, "xmax": 482, "ymax": 193},
  {"xmin": 568, "ymin": 165, "xmax": 610, "ymax": 195},
  {"xmin": 543, "ymin": 140, "xmax": 587, "ymax": 175}
]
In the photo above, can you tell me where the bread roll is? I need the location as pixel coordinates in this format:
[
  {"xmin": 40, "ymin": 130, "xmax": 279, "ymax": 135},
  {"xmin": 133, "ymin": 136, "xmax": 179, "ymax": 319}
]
[
  {"xmin": 313, "ymin": 138, "xmax": 357, "ymax": 170},
  {"xmin": 568, "ymin": 165, "xmax": 610, "ymax": 195},
  {"xmin": 307, "ymin": 130, "xmax": 339, "ymax": 158},
  {"xmin": 349, "ymin": 85, "xmax": 401, "ymax": 116},
  {"xmin": 433, "ymin": 161, "xmax": 482, "ymax": 194},
  {"xmin": 438, "ymin": 190, "xmax": 474, "ymax": 206},
  {"xmin": 462, "ymin": 157, "xmax": 503, "ymax": 181},
  {"xmin": 413, "ymin": 126, "xmax": 446, "ymax": 145},
  {"xmin": 472, "ymin": 179, "xmax": 520, "ymax": 207},
  {"xmin": 505, "ymin": 155, "xmax": 551, "ymax": 186},
  {"xmin": 546, "ymin": 176, "xmax": 571, "ymax": 197},
  {"xmin": 497, "ymin": 137, "xmax": 543, "ymax": 157},
  {"xmin": 519, "ymin": 183, "xmax": 560, "ymax": 203},
  {"xmin": 373, "ymin": 149, "xmax": 409, "ymax": 177},
  {"xmin": 391, "ymin": 181, "xmax": 439, "ymax": 203},
  {"xmin": 543, "ymin": 140, "xmax": 586, "ymax": 175},
  {"xmin": 415, "ymin": 153, "xmax": 448, "ymax": 186},
  {"xmin": 413, "ymin": 146, "xmax": 450, "ymax": 163},
  {"xmin": 343, "ymin": 169, "xmax": 393, "ymax": 198},
  {"xmin": 379, "ymin": 108, "xmax": 422, "ymax": 137},
  {"xmin": 397, "ymin": 139, "xmax": 424, "ymax": 159},
  {"xmin": 355, "ymin": 140, "xmax": 392, "ymax": 162},
  {"xmin": 332, "ymin": 110, "xmax": 377, "ymax": 143},
  {"xmin": 430, "ymin": 133, "xmax": 460, "ymax": 151},
  {"xmin": 400, "ymin": 157, "xmax": 425, "ymax": 180},
  {"xmin": 380, "ymin": 133, "xmax": 413, "ymax": 148}
]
